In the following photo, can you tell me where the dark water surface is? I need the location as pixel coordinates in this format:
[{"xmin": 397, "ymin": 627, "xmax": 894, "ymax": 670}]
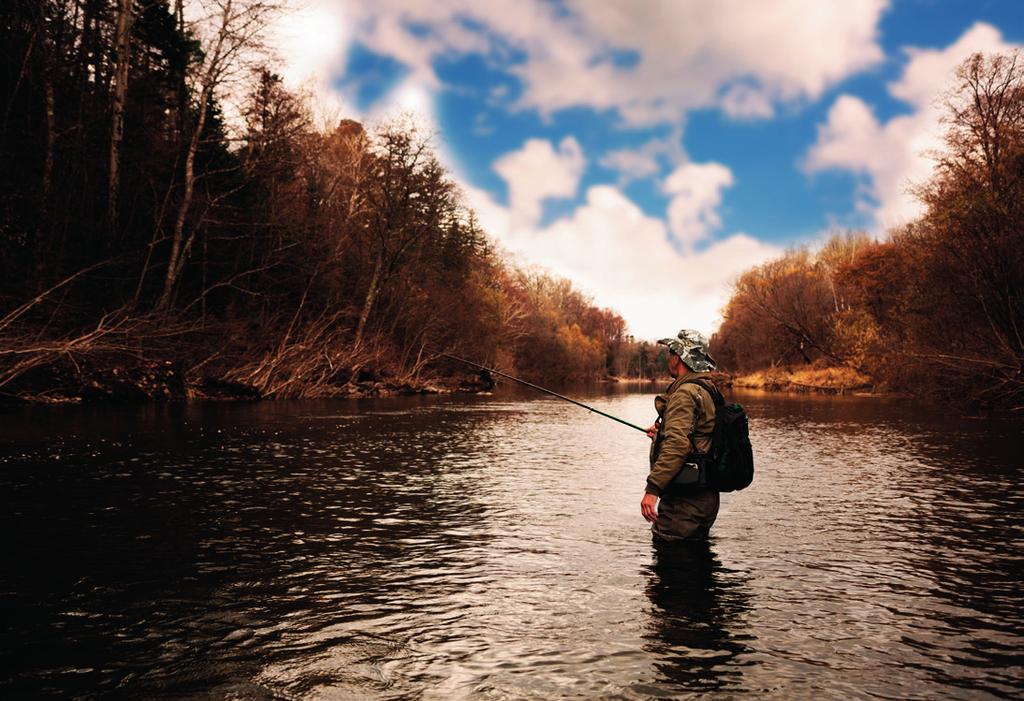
[{"xmin": 1, "ymin": 389, "xmax": 1021, "ymax": 699}]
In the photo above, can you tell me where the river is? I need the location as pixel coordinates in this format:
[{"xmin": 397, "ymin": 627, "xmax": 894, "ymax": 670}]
[{"xmin": 1, "ymin": 388, "xmax": 1021, "ymax": 699}]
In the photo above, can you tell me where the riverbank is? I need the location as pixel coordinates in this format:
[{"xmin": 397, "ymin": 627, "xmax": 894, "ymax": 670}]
[
  {"xmin": 0, "ymin": 355, "xmax": 495, "ymax": 405},
  {"xmin": 1, "ymin": 346, "xmax": 876, "ymax": 405},
  {"xmin": 605, "ymin": 368, "xmax": 878, "ymax": 396},
  {"xmin": 731, "ymin": 366, "xmax": 876, "ymax": 395}
]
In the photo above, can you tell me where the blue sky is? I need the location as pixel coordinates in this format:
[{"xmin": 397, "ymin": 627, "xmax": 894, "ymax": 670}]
[{"xmin": 268, "ymin": 0, "xmax": 1023, "ymax": 338}]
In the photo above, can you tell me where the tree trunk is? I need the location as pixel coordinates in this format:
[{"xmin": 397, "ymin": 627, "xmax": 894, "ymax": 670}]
[
  {"xmin": 108, "ymin": 0, "xmax": 133, "ymax": 232},
  {"xmin": 156, "ymin": 0, "xmax": 232, "ymax": 312},
  {"xmin": 35, "ymin": 72, "xmax": 57, "ymax": 292},
  {"xmin": 354, "ymin": 249, "xmax": 383, "ymax": 349},
  {"xmin": 155, "ymin": 90, "xmax": 208, "ymax": 311},
  {"xmin": 2, "ymin": 27, "xmax": 37, "ymax": 142},
  {"xmin": 43, "ymin": 77, "xmax": 55, "ymax": 204}
]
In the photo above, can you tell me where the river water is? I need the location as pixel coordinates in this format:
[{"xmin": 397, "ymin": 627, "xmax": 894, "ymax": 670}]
[{"xmin": 1, "ymin": 388, "xmax": 1021, "ymax": 699}]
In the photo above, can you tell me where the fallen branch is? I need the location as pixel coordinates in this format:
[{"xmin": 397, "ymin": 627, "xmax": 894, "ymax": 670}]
[{"xmin": 0, "ymin": 259, "xmax": 115, "ymax": 333}]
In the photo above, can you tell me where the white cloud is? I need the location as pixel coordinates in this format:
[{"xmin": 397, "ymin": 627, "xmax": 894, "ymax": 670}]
[
  {"xmin": 719, "ymin": 84, "xmax": 776, "ymax": 120},
  {"xmin": 517, "ymin": 0, "xmax": 887, "ymax": 125},
  {"xmin": 663, "ymin": 162, "xmax": 735, "ymax": 249},
  {"xmin": 269, "ymin": 0, "xmax": 350, "ymax": 93},
  {"xmin": 365, "ymin": 78, "xmax": 437, "ymax": 126},
  {"xmin": 599, "ymin": 130, "xmax": 687, "ymax": 184},
  {"xmin": 493, "ymin": 137, "xmax": 586, "ymax": 226},
  {"xmin": 805, "ymin": 23, "xmax": 1020, "ymax": 228},
  {"xmin": 317, "ymin": 0, "xmax": 886, "ymax": 128},
  {"xmin": 806, "ymin": 95, "xmax": 884, "ymax": 176},
  {"xmin": 600, "ymin": 149, "xmax": 660, "ymax": 183},
  {"xmin": 464, "ymin": 183, "xmax": 780, "ymax": 339}
]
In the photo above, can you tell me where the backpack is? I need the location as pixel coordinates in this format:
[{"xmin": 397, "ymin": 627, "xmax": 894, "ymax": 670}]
[{"xmin": 682, "ymin": 378, "xmax": 754, "ymax": 492}]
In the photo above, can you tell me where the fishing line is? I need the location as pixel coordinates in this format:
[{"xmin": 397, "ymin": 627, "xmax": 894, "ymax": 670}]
[{"xmin": 441, "ymin": 353, "xmax": 648, "ymax": 434}]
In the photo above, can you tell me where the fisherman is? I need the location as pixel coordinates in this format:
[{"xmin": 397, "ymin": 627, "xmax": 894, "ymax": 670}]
[{"xmin": 641, "ymin": 330, "xmax": 720, "ymax": 542}]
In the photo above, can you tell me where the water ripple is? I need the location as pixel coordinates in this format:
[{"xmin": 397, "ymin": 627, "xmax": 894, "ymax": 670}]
[{"xmin": 0, "ymin": 392, "xmax": 1021, "ymax": 699}]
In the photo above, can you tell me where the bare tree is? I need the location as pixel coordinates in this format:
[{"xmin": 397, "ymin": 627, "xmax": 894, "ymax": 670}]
[
  {"xmin": 911, "ymin": 50, "xmax": 1024, "ymax": 408},
  {"xmin": 156, "ymin": 0, "xmax": 281, "ymax": 312},
  {"xmin": 108, "ymin": 0, "xmax": 134, "ymax": 230},
  {"xmin": 939, "ymin": 51, "xmax": 1023, "ymax": 197},
  {"xmin": 353, "ymin": 123, "xmax": 455, "ymax": 349}
]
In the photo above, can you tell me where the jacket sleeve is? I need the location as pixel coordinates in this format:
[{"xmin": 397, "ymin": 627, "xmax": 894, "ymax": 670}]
[{"xmin": 645, "ymin": 385, "xmax": 700, "ymax": 496}]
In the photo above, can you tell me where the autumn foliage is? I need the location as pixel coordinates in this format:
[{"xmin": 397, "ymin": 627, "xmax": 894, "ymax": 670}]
[{"xmin": 714, "ymin": 51, "xmax": 1024, "ymax": 412}]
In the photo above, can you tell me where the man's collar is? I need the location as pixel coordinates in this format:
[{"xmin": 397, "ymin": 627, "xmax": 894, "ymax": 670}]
[{"xmin": 667, "ymin": 370, "xmax": 702, "ymax": 391}]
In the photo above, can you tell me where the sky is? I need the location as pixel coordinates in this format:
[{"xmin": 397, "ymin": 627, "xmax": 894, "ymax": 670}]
[{"xmin": 263, "ymin": 0, "xmax": 1023, "ymax": 339}]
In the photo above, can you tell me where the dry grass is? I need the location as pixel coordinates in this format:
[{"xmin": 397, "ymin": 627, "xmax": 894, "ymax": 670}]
[{"xmin": 732, "ymin": 366, "xmax": 874, "ymax": 394}]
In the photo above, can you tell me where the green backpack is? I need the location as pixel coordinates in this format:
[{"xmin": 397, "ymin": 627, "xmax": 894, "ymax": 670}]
[{"xmin": 682, "ymin": 379, "xmax": 755, "ymax": 492}]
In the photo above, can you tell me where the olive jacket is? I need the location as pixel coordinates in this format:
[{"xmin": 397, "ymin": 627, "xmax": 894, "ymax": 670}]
[{"xmin": 645, "ymin": 371, "xmax": 717, "ymax": 496}]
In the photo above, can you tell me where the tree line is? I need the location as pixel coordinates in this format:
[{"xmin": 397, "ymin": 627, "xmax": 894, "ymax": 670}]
[
  {"xmin": 713, "ymin": 51, "xmax": 1024, "ymax": 413},
  {"xmin": 0, "ymin": 0, "xmax": 630, "ymax": 399}
]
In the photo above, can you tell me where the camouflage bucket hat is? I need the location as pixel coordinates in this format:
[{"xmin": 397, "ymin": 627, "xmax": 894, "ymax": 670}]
[{"xmin": 657, "ymin": 329, "xmax": 717, "ymax": 372}]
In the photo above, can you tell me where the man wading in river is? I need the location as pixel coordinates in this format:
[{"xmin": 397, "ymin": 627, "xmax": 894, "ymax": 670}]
[{"xmin": 641, "ymin": 330, "xmax": 720, "ymax": 541}]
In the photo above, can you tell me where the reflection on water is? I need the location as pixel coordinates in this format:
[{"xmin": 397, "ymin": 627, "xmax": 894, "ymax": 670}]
[
  {"xmin": 0, "ymin": 389, "xmax": 1021, "ymax": 699},
  {"xmin": 643, "ymin": 540, "xmax": 753, "ymax": 695}
]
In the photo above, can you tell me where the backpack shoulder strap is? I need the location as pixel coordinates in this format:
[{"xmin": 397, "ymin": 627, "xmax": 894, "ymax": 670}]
[
  {"xmin": 681, "ymin": 378, "xmax": 724, "ymax": 408},
  {"xmin": 678, "ymin": 378, "xmax": 720, "ymax": 456}
]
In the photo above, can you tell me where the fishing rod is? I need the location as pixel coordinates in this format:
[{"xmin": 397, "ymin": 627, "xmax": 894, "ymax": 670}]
[{"xmin": 441, "ymin": 353, "xmax": 648, "ymax": 434}]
